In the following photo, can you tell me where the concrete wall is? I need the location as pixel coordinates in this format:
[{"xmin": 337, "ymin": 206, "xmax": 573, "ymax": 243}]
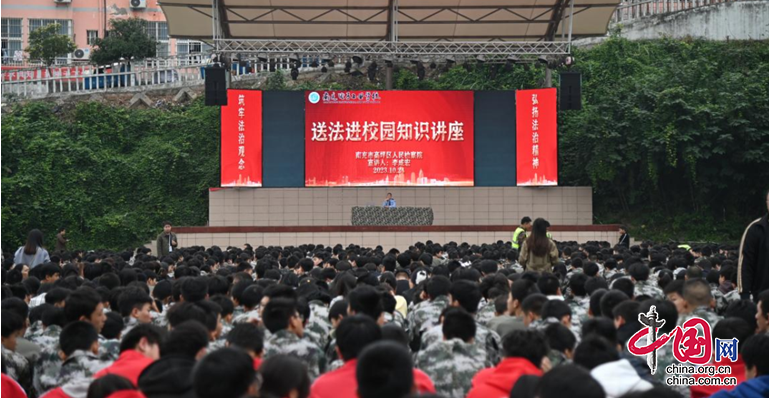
[
  {"xmin": 166, "ymin": 230, "xmax": 618, "ymax": 251},
  {"xmin": 208, "ymin": 187, "xmax": 594, "ymax": 227},
  {"xmin": 613, "ymin": 1, "xmax": 769, "ymax": 41}
]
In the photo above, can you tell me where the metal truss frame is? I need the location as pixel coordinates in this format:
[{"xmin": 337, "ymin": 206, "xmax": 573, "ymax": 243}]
[{"xmin": 214, "ymin": 39, "xmax": 571, "ymax": 59}]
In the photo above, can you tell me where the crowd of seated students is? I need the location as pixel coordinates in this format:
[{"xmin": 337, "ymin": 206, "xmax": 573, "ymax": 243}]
[{"xmin": 2, "ymin": 237, "xmax": 769, "ymax": 398}]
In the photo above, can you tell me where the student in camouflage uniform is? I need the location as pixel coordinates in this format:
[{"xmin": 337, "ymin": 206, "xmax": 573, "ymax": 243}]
[
  {"xmin": 677, "ymin": 278, "xmax": 722, "ymax": 328},
  {"xmin": 380, "ymin": 286, "xmax": 409, "ymax": 332},
  {"xmin": 57, "ymin": 322, "xmax": 109, "ymax": 386},
  {"xmin": 232, "ymin": 284, "xmax": 263, "ymax": 324},
  {"xmin": 566, "ymin": 273, "xmax": 590, "ymax": 334},
  {"xmin": 542, "ymin": 323, "xmax": 576, "ymax": 368},
  {"xmin": 629, "ymin": 263, "xmax": 664, "ymax": 300},
  {"xmin": 522, "ymin": 294, "xmax": 549, "ymax": 328},
  {"xmin": 415, "ymin": 308, "xmax": 487, "ymax": 398},
  {"xmin": 602, "ymin": 259, "xmax": 620, "ymax": 281},
  {"xmin": 298, "ymin": 282, "xmax": 333, "ymax": 350},
  {"xmin": 408, "ymin": 276, "xmax": 452, "ymax": 346},
  {"xmin": 1, "ymin": 311, "xmax": 32, "ymax": 392},
  {"xmin": 117, "ymin": 287, "xmax": 154, "ymax": 336},
  {"xmin": 713, "ymin": 265, "xmax": 741, "ymax": 315},
  {"xmin": 477, "ymin": 273, "xmax": 510, "ymax": 327},
  {"xmin": 261, "ymin": 298, "xmax": 326, "ymax": 380},
  {"xmin": 664, "ymin": 279, "xmax": 721, "ymax": 397},
  {"xmin": 35, "ymin": 287, "xmax": 111, "ymax": 396},
  {"xmin": 420, "ymin": 281, "xmax": 502, "ymax": 365}
]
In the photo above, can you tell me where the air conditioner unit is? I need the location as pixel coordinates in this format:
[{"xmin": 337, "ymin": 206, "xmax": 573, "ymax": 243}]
[
  {"xmin": 54, "ymin": 0, "xmax": 72, "ymax": 4},
  {"xmin": 129, "ymin": 0, "xmax": 147, "ymax": 9},
  {"xmin": 73, "ymin": 48, "xmax": 90, "ymax": 60}
]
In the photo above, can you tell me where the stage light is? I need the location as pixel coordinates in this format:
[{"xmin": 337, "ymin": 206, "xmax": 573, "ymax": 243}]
[
  {"xmin": 351, "ymin": 70, "xmax": 364, "ymax": 77},
  {"xmin": 321, "ymin": 54, "xmax": 333, "ymax": 66},
  {"xmin": 384, "ymin": 56, "xmax": 394, "ymax": 67},
  {"xmin": 429, "ymin": 61, "xmax": 437, "ymax": 69},
  {"xmin": 290, "ymin": 67, "xmax": 299, "ymax": 80},
  {"xmin": 352, "ymin": 55, "xmax": 363, "ymax": 65},
  {"xmin": 538, "ymin": 55, "xmax": 549, "ymax": 65},
  {"xmin": 476, "ymin": 54, "xmax": 486, "ymax": 64},
  {"xmin": 416, "ymin": 62, "xmax": 426, "ymax": 80},
  {"xmin": 321, "ymin": 65, "xmax": 328, "ymax": 73},
  {"xmin": 269, "ymin": 60, "xmax": 276, "ymax": 72},
  {"xmin": 289, "ymin": 53, "xmax": 300, "ymax": 63},
  {"xmin": 367, "ymin": 61, "xmax": 378, "ymax": 82},
  {"xmin": 257, "ymin": 53, "xmax": 268, "ymax": 62},
  {"xmin": 504, "ymin": 55, "xmax": 519, "ymax": 71},
  {"xmin": 309, "ymin": 60, "xmax": 319, "ymax": 68},
  {"xmin": 344, "ymin": 60, "xmax": 352, "ymax": 73},
  {"xmin": 564, "ymin": 56, "xmax": 576, "ymax": 67}
]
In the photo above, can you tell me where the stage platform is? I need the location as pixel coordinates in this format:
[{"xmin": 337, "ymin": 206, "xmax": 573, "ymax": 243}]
[
  {"xmin": 147, "ymin": 187, "xmax": 617, "ymax": 250},
  {"xmin": 159, "ymin": 224, "xmax": 619, "ymax": 250}
]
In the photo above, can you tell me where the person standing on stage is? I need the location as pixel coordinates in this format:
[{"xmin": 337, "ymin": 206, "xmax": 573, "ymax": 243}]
[
  {"xmin": 512, "ymin": 217, "xmax": 532, "ymax": 251},
  {"xmin": 156, "ymin": 221, "xmax": 178, "ymax": 257},
  {"xmin": 383, "ymin": 193, "xmax": 397, "ymax": 208},
  {"xmin": 617, "ymin": 225, "xmax": 630, "ymax": 249},
  {"xmin": 738, "ymin": 189, "xmax": 769, "ymax": 301}
]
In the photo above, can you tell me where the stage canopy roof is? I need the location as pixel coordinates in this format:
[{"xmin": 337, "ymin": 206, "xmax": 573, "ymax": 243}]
[{"xmin": 159, "ymin": 0, "xmax": 621, "ymax": 57}]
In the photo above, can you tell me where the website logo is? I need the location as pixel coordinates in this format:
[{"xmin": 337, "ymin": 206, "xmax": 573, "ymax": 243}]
[
  {"xmin": 320, "ymin": 91, "xmax": 381, "ymax": 104},
  {"xmin": 308, "ymin": 92, "xmax": 320, "ymax": 104},
  {"xmin": 627, "ymin": 306, "xmax": 738, "ymax": 375}
]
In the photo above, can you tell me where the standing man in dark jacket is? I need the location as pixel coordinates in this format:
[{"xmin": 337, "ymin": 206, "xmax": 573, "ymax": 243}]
[
  {"xmin": 156, "ymin": 221, "xmax": 178, "ymax": 258},
  {"xmin": 55, "ymin": 227, "xmax": 68, "ymax": 252},
  {"xmin": 617, "ymin": 225, "xmax": 630, "ymax": 249},
  {"xmin": 738, "ymin": 190, "xmax": 769, "ymax": 301}
]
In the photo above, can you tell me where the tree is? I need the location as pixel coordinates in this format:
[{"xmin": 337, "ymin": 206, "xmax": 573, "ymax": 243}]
[
  {"xmin": 25, "ymin": 23, "xmax": 76, "ymax": 69},
  {"xmin": 90, "ymin": 18, "xmax": 157, "ymax": 65}
]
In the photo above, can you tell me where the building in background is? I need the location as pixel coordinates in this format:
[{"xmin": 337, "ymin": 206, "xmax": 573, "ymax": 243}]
[{"xmin": 1, "ymin": 0, "xmax": 209, "ymax": 67}]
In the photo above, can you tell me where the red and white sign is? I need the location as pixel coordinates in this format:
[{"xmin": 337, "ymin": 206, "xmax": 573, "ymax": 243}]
[
  {"xmin": 221, "ymin": 89, "xmax": 262, "ymax": 187},
  {"xmin": 304, "ymin": 90, "xmax": 474, "ymax": 187},
  {"xmin": 516, "ymin": 88, "xmax": 558, "ymax": 186}
]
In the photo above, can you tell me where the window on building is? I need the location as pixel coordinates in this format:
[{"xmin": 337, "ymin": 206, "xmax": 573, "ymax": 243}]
[
  {"xmin": 1, "ymin": 18, "xmax": 23, "ymax": 62},
  {"xmin": 28, "ymin": 19, "xmax": 73, "ymax": 64},
  {"xmin": 143, "ymin": 21, "xmax": 169, "ymax": 57},
  {"xmin": 176, "ymin": 39, "xmax": 211, "ymax": 63},
  {"xmin": 87, "ymin": 30, "xmax": 98, "ymax": 45}
]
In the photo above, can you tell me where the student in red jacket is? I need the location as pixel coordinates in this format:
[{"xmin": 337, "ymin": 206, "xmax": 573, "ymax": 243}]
[
  {"xmin": 467, "ymin": 329, "xmax": 548, "ymax": 398},
  {"xmin": 95, "ymin": 324, "xmax": 165, "ymax": 386},
  {"xmin": 310, "ymin": 315, "xmax": 434, "ymax": 398}
]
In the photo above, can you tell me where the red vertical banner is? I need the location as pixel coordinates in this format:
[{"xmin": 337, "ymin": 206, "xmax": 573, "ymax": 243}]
[
  {"xmin": 516, "ymin": 88, "xmax": 558, "ymax": 186},
  {"xmin": 221, "ymin": 89, "xmax": 263, "ymax": 187}
]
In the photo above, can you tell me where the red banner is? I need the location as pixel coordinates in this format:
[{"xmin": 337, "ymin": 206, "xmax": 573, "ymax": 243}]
[
  {"xmin": 516, "ymin": 88, "xmax": 558, "ymax": 186},
  {"xmin": 304, "ymin": 91, "xmax": 474, "ymax": 186},
  {"xmin": 221, "ymin": 89, "xmax": 263, "ymax": 187}
]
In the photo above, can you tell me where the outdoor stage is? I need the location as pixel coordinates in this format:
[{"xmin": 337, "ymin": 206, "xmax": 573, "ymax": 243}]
[{"xmin": 150, "ymin": 187, "xmax": 618, "ymax": 250}]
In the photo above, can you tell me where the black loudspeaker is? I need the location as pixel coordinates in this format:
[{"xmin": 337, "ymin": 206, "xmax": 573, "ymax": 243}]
[
  {"xmin": 205, "ymin": 67, "xmax": 227, "ymax": 106},
  {"xmin": 559, "ymin": 71, "xmax": 581, "ymax": 111}
]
